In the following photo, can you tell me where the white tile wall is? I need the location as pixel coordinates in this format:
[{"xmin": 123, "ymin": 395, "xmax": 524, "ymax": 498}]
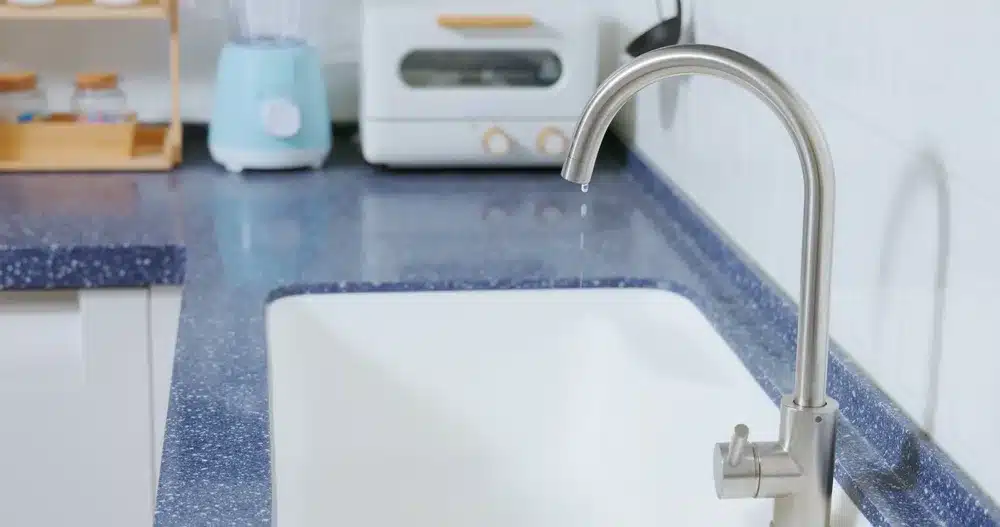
[{"xmin": 627, "ymin": 0, "xmax": 1000, "ymax": 502}]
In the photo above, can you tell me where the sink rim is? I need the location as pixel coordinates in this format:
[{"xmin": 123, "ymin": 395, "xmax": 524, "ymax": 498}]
[
  {"xmin": 265, "ymin": 277, "xmax": 692, "ymax": 308},
  {"xmin": 263, "ymin": 281, "xmax": 776, "ymax": 526}
]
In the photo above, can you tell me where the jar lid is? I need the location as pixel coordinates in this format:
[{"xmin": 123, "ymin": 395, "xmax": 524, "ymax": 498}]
[
  {"xmin": 0, "ymin": 72, "xmax": 38, "ymax": 93},
  {"xmin": 76, "ymin": 73, "xmax": 119, "ymax": 90}
]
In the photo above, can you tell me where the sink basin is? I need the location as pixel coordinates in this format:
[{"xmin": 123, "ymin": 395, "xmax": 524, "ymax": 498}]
[{"xmin": 265, "ymin": 287, "xmax": 779, "ymax": 526}]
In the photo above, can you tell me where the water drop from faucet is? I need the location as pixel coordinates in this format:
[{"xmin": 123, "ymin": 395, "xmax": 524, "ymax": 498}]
[
  {"xmin": 581, "ymin": 184, "xmax": 589, "ymax": 193},
  {"xmin": 578, "ymin": 203, "xmax": 587, "ymax": 287}
]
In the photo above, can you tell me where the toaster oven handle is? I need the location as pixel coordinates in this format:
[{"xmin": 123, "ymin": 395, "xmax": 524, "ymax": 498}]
[{"xmin": 436, "ymin": 14, "xmax": 535, "ymax": 29}]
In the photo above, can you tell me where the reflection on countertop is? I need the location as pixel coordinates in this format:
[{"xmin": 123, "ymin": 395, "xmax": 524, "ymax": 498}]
[
  {"xmin": 0, "ymin": 171, "xmax": 183, "ymax": 289},
  {"xmin": 2, "ymin": 129, "xmax": 984, "ymax": 527},
  {"xmin": 149, "ymin": 132, "xmax": 726, "ymax": 525},
  {"xmin": 0, "ymin": 132, "xmax": 787, "ymax": 526}
]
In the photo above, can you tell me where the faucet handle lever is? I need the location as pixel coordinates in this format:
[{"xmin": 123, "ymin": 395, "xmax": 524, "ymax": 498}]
[
  {"xmin": 727, "ymin": 424, "xmax": 750, "ymax": 466},
  {"xmin": 714, "ymin": 423, "xmax": 760, "ymax": 499}
]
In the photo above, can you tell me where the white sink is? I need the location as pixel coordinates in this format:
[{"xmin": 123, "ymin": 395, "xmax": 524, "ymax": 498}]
[{"xmin": 265, "ymin": 288, "xmax": 788, "ymax": 526}]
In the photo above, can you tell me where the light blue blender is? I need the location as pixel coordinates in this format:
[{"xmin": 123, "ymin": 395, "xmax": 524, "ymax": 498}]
[{"xmin": 209, "ymin": 0, "xmax": 332, "ymax": 173}]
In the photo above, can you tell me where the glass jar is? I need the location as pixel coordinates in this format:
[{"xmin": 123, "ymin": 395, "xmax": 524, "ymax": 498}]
[
  {"xmin": 71, "ymin": 73, "xmax": 133, "ymax": 123},
  {"xmin": 0, "ymin": 72, "xmax": 47, "ymax": 123}
]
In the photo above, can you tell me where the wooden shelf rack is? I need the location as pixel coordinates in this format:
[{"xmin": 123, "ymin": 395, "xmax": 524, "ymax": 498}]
[{"xmin": 0, "ymin": 0, "xmax": 181, "ymax": 171}]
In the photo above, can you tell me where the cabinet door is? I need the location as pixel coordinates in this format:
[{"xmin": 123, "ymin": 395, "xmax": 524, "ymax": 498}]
[
  {"xmin": 150, "ymin": 286, "xmax": 182, "ymax": 487},
  {"xmin": 0, "ymin": 289, "xmax": 153, "ymax": 527}
]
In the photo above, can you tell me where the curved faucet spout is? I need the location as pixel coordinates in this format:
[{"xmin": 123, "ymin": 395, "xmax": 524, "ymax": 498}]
[{"xmin": 562, "ymin": 44, "xmax": 835, "ymax": 409}]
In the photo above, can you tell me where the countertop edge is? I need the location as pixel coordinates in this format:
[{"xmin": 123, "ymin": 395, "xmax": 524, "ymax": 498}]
[{"xmin": 0, "ymin": 244, "xmax": 186, "ymax": 290}]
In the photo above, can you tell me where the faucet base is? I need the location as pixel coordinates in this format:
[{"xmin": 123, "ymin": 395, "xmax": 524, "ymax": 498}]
[{"xmin": 770, "ymin": 395, "xmax": 839, "ymax": 527}]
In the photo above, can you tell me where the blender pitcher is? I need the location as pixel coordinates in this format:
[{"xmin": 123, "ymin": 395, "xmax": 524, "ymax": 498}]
[{"xmin": 208, "ymin": 0, "xmax": 332, "ymax": 173}]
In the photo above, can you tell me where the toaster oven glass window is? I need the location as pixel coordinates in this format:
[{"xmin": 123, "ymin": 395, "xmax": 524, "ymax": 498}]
[{"xmin": 399, "ymin": 50, "xmax": 562, "ymax": 88}]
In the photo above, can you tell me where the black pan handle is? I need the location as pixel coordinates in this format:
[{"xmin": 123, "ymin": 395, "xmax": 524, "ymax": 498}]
[{"xmin": 625, "ymin": 0, "xmax": 683, "ymax": 58}]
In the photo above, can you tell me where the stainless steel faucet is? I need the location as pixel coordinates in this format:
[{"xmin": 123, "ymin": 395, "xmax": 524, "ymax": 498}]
[{"xmin": 561, "ymin": 44, "xmax": 839, "ymax": 527}]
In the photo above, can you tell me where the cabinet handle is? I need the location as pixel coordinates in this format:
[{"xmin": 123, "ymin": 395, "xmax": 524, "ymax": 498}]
[{"xmin": 436, "ymin": 15, "xmax": 534, "ymax": 29}]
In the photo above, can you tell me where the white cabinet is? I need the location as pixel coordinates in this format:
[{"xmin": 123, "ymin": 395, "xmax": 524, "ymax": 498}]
[{"xmin": 0, "ymin": 286, "xmax": 182, "ymax": 527}]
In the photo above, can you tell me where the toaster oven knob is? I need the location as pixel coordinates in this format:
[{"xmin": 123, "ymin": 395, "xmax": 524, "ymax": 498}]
[
  {"xmin": 536, "ymin": 127, "xmax": 569, "ymax": 156},
  {"xmin": 482, "ymin": 127, "xmax": 512, "ymax": 155},
  {"xmin": 260, "ymin": 98, "xmax": 302, "ymax": 138}
]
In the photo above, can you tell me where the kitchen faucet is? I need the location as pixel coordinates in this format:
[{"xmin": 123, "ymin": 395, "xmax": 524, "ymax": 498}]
[{"xmin": 561, "ymin": 44, "xmax": 838, "ymax": 527}]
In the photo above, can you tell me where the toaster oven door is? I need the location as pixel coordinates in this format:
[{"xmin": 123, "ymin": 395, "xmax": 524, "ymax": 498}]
[{"xmin": 361, "ymin": 7, "xmax": 598, "ymax": 120}]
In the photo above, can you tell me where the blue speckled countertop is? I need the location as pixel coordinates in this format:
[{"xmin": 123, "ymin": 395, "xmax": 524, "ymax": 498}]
[
  {"xmin": 0, "ymin": 174, "xmax": 184, "ymax": 288},
  {"xmin": 1, "ymin": 132, "xmax": 996, "ymax": 526}
]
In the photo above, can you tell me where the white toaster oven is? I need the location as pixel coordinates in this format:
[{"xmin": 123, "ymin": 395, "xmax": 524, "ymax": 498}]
[{"xmin": 360, "ymin": 4, "xmax": 599, "ymax": 167}]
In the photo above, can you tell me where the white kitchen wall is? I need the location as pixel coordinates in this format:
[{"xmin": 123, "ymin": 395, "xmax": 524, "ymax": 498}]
[
  {"xmin": 0, "ymin": 0, "xmax": 360, "ymax": 122},
  {"xmin": 627, "ymin": 0, "xmax": 1000, "ymax": 502},
  {"xmin": 0, "ymin": 0, "xmax": 657, "ymax": 123}
]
